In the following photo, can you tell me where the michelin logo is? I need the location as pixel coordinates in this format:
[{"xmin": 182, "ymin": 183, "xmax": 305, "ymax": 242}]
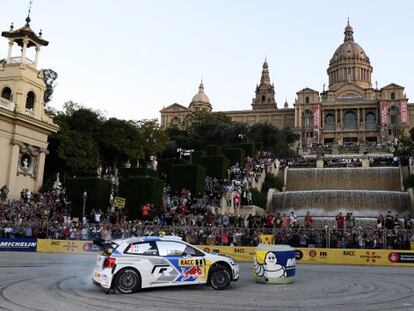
[{"xmin": 0, "ymin": 242, "xmax": 37, "ymax": 247}]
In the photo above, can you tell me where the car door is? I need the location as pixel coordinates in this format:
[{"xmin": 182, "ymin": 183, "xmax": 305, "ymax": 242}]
[{"xmin": 156, "ymin": 241, "xmax": 207, "ymax": 285}]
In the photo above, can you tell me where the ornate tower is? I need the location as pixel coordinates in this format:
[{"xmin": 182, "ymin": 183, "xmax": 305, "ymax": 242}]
[
  {"xmin": 252, "ymin": 59, "xmax": 277, "ymax": 110},
  {"xmin": 327, "ymin": 20, "xmax": 373, "ymax": 91},
  {"xmin": 189, "ymin": 79, "xmax": 212, "ymax": 112},
  {"xmin": 0, "ymin": 12, "xmax": 58, "ymax": 199}
]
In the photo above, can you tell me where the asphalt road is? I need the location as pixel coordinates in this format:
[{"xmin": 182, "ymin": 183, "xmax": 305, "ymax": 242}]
[{"xmin": 0, "ymin": 252, "xmax": 414, "ymax": 311}]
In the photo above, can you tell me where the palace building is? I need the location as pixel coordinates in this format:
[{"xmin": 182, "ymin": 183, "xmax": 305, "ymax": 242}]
[
  {"xmin": 0, "ymin": 14, "xmax": 58, "ymax": 199},
  {"xmin": 160, "ymin": 21, "xmax": 414, "ymax": 148}
]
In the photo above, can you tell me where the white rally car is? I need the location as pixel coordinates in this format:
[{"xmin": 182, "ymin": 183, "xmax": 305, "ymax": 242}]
[{"xmin": 92, "ymin": 236, "xmax": 239, "ymax": 293}]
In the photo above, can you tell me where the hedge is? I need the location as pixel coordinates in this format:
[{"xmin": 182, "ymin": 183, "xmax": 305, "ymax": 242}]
[
  {"xmin": 191, "ymin": 150, "xmax": 206, "ymax": 165},
  {"xmin": 205, "ymin": 145, "xmax": 222, "ymax": 156},
  {"xmin": 119, "ymin": 176, "xmax": 164, "ymax": 220},
  {"xmin": 404, "ymin": 175, "xmax": 414, "ymax": 190},
  {"xmin": 158, "ymin": 158, "xmax": 189, "ymax": 178},
  {"xmin": 223, "ymin": 148, "xmax": 245, "ymax": 167},
  {"xmin": 119, "ymin": 167, "xmax": 158, "ymax": 181},
  {"xmin": 251, "ymin": 188, "xmax": 266, "ymax": 209},
  {"xmin": 254, "ymin": 142, "xmax": 263, "ymax": 152},
  {"xmin": 199, "ymin": 155, "xmax": 230, "ymax": 179},
  {"xmin": 66, "ymin": 177, "xmax": 111, "ymax": 217},
  {"xmin": 261, "ymin": 173, "xmax": 284, "ymax": 194},
  {"xmin": 168, "ymin": 164, "xmax": 206, "ymax": 196},
  {"xmin": 228, "ymin": 143, "xmax": 255, "ymax": 157}
]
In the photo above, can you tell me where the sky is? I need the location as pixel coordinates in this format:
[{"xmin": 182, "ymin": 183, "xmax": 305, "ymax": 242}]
[{"xmin": 1, "ymin": 0, "xmax": 414, "ymax": 121}]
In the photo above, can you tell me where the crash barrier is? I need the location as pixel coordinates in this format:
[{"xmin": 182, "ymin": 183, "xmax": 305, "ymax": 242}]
[
  {"xmin": 254, "ymin": 245, "xmax": 296, "ymax": 284},
  {"xmin": 0, "ymin": 238, "xmax": 37, "ymax": 252},
  {"xmin": 36, "ymin": 239, "xmax": 98, "ymax": 254},
  {"xmin": 198, "ymin": 245, "xmax": 414, "ymax": 267}
]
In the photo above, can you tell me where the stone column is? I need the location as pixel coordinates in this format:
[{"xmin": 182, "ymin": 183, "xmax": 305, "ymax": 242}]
[
  {"xmin": 21, "ymin": 40, "xmax": 28, "ymax": 64},
  {"xmin": 35, "ymin": 149, "xmax": 47, "ymax": 191},
  {"xmin": 7, "ymin": 41, "xmax": 13, "ymax": 62},
  {"xmin": 7, "ymin": 143, "xmax": 20, "ymax": 199},
  {"xmin": 34, "ymin": 46, "xmax": 40, "ymax": 68}
]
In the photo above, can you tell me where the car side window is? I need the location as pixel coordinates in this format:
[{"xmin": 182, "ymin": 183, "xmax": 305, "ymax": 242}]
[
  {"xmin": 184, "ymin": 245, "xmax": 205, "ymax": 257},
  {"xmin": 156, "ymin": 241, "xmax": 187, "ymax": 257},
  {"xmin": 125, "ymin": 241, "xmax": 158, "ymax": 256}
]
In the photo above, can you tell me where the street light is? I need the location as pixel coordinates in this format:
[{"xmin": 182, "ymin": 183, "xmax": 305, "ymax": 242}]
[{"xmin": 82, "ymin": 191, "xmax": 87, "ymax": 218}]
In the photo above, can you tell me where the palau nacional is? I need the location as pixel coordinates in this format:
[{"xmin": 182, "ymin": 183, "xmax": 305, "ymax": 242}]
[{"xmin": 160, "ymin": 21, "xmax": 414, "ymax": 152}]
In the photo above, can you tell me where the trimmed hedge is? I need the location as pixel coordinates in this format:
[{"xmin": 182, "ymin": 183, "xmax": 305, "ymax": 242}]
[
  {"xmin": 168, "ymin": 164, "xmax": 206, "ymax": 196},
  {"xmin": 223, "ymin": 148, "xmax": 245, "ymax": 167},
  {"xmin": 199, "ymin": 155, "xmax": 230, "ymax": 179},
  {"xmin": 228, "ymin": 143, "xmax": 255, "ymax": 157},
  {"xmin": 261, "ymin": 173, "xmax": 284, "ymax": 194},
  {"xmin": 254, "ymin": 142, "xmax": 263, "ymax": 152},
  {"xmin": 205, "ymin": 145, "xmax": 222, "ymax": 156},
  {"xmin": 119, "ymin": 176, "xmax": 164, "ymax": 220},
  {"xmin": 158, "ymin": 158, "xmax": 189, "ymax": 178},
  {"xmin": 66, "ymin": 177, "xmax": 111, "ymax": 217},
  {"xmin": 404, "ymin": 175, "xmax": 414, "ymax": 190},
  {"xmin": 251, "ymin": 188, "xmax": 266, "ymax": 209},
  {"xmin": 191, "ymin": 150, "xmax": 206, "ymax": 165},
  {"xmin": 119, "ymin": 167, "xmax": 158, "ymax": 181}
]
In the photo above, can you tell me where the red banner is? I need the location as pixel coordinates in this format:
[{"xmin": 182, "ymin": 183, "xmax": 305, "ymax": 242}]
[
  {"xmin": 380, "ymin": 102, "xmax": 388, "ymax": 125},
  {"xmin": 313, "ymin": 104, "xmax": 320, "ymax": 129},
  {"xmin": 400, "ymin": 100, "xmax": 408, "ymax": 124}
]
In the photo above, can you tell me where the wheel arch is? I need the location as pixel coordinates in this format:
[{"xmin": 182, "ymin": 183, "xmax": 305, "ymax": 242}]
[
  {"xmin": 208, "ymin": 261, "xmax": 232, "ymax": 279},
  {"xmin": 112, "ymin": 266, "xmax": 142, "ymax": 289}
]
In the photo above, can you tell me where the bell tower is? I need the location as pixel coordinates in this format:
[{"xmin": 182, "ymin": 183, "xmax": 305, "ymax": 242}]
[
  {"xmin": 251, "ymin": 58, "xmax": 277, "ymax": 110},
  {"xmin": 0, "ymin": 9, "xmax": 58, "ymax": 199}
]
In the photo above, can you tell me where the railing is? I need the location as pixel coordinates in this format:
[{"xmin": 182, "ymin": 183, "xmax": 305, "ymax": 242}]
[
  {"xmin": 24, "ymin": 108, "xmax": 35, "ymax": 117},
  {"xmin": 0, "ymin": 97, "xmax": 15, "ymax": 112},
  {"xmin": 1, "ymin": 222, "xmax": 412, "ymax": 250},
  {"xmin": 7, "ymin": 56, "xmax": 35, "ymax": 67}
]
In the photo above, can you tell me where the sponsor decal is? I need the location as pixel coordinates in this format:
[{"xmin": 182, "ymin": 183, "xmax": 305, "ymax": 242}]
[
  {"xmin": 179, "ymin": 259, "xmax": 204, "ymax": 267},
  {"xmin": 343, "ymin": 250, "xmax": 356, "ymax": 256},
  {"xmin": 388, "ymin": 252, "xmax": 414, "ymax": 264},
  {"xmin": 309, "ymin": 250, "xmax": 317, "ymax": 257},
  {"xmin": 319, "ymin": 251, "xmax": 327, "ymax": 257},
  {"xmin": 295, "ymin": 250, "xmax": 303, "ymax": 260},
  {"xmin": 0, "ymin": 238, "xmax": 37, "ymax": 252},
  {"xmin": 360, "ymin": 251, "xmax": 381, "ymax": 263},
  {"xmin": 234, "ymin": 248, "xmax": 245, "ymax": 253},
  {"xmin": 181, "ymin": 266, "xmax": 203, "ymax": 281}
]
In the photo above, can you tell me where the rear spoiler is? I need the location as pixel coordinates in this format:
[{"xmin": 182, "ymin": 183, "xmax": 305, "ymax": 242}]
[{"xmin": 93, "ymin": 239, "xmax": 114, "ymax": 255}]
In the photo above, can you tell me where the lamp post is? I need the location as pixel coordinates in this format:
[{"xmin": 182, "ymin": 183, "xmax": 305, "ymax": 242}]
[{"xmin": 82, "ymin": 191, "xmax": 87, "ymax": 218}]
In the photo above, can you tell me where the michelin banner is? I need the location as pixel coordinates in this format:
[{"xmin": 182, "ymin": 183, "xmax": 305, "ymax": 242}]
[
  {"xmin": 197, "ymin": 245, "xmax": 414, "ymax": 267},
  {"xmin": 37, "ymin": 239, "xmax": 99, "ymax": 254},
  {"xmin": 0, "ymin": 238, "xmax": 37, "ymax": 252}
]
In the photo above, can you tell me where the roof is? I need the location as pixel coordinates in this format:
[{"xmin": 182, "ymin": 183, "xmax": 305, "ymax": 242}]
[
  {"xmin": 160, "ymin": 103, "xmax": 189, "ymax": 112},
  {"xmin": 2, "ymin": 20, "xmax": 48, "ymax": 47}
]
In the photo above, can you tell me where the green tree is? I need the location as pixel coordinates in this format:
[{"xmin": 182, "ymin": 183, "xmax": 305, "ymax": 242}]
[{"xmin": 41, "ymin": 69, "xmax": 58, "ymax": 104}]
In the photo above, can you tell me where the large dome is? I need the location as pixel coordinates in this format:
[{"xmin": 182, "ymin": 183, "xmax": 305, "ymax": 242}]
[
  {"xmin": 189, "ymin": 80, "xmax": 212, "ymax": 112},
  {"xmin": 329, "ymin": 23, "xmax": 370, "ymax": 66},
  {"xmin": 327, "ymin": 21, "xmax": 373, "ymax": 90}
]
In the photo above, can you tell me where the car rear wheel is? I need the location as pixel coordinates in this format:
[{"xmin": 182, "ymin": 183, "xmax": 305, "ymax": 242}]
[
  {"xmin": 114, "ymin": 268, "xmax": 141, "ymax": 294},
  {"xmin": 209, "ymin": 266, "xmax": 231, "ymax": 290}
]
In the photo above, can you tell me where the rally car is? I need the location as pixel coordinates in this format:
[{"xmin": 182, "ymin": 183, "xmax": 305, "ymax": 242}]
[{"xmin": 92, "ymin": 236, "xmax": 239, "ymax": 294}]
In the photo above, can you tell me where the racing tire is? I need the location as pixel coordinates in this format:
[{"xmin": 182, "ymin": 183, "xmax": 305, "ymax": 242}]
[
  {"xmin": 114, "ymin": 268, "xmax": 141, "ymax": 294},
  {"xmin": 209, "ymin": 266, "xmax": 231, "ymax": 290}
]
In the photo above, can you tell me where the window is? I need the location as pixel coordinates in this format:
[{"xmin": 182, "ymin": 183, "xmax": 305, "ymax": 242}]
[
  {"xmin": 390, "ymin": 92, "xmax": 395, "ymax": 100},
  {"xmin": 305, "ymin": 96, "xmax": 310, "ymax": 104},
  {"xmin": 26, "ymin": 91, "xmax": 35, "ymax": 109},
  {"xmin": 156, "ymin": 241, "xmax": 187, "ymax": 257},
  {"xmin": 365, "ymin": 112, "xmax": 376, "ymax": 129},
  {"xmin": 171, "ymin": 116, "xmax": 180, "ymax": 125},
  {"xmin": 389, "ymin": 106, "xmax": 399, "ymax": 126},
  {"xmin": 325, "ymin": 113, "xmax": 335, "ymax": 130},
  {"xmin": 303, "ymin": 110, "xmax": 312, "ymax": 128},
  {"xmin": 183, "ymin": 245, "xmax": 205, "ymax": 257},
  {"xmin": 1, "ymin": 87, "xmax": 12, "ymax": 100},
  {"xmin": 125, "ymin": 241, "xmax": 158, "ymax": 256},
  {"xmin": 343, "ymin": 111, "xmax": 357, "ymax": 129},
  {"xmin": 261, "ymin": 95, "xmax": 266, "ymax": 102}
]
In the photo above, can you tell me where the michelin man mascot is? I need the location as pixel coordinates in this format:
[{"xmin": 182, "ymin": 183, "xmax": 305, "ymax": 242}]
[{"xmin": 254, "ymin": 251, "xmax": 286, "ymax": 282}]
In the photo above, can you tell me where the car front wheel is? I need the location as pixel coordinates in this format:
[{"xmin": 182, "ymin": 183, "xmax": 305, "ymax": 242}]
[
  {"xmin": 114, "ymin": 268, "xmax": 141, "ymax": 294},
  {"xmin": 209, "ymin": 266, "xmax": 231, "ymax": 290}
]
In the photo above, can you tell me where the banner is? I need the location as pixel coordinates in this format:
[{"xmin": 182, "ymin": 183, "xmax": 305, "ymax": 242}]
[
  {"xmin": 295, "ymin": 248, "xmax": 414, "ymax": 267},
  {"xmin": 312, "ymin": 104, "xmax": 320, "ymax": 128},
  {"xmin": 37, "ymin": 239, "xmax": 99, "ymax": 254},
  {"xmin": 380, "ymin": 101, "xmax": 388, "ymax": 125},
  {"xmin": 198, "ymin": 245, "xmax": 255, "ymax": 262},
  {"xmin": 0, "ymin": 238, "xmax": 37, "ymax": 252},
  {"xmin": 400, "ymin": 100, "xmax": 408, "ymax": 124},
  {"xmin": 259, "ymin": 235, "xmax": 275, "ymax": 245}
]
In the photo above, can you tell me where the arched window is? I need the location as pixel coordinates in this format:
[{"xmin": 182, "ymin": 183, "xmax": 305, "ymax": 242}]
[
  {"xmin": 25, "ymin": 91, "xmax": 35, "ymax": 110},
  {"xmin": 365, "ymin": 112, "xmax": 376, "ymax": 129},
  {"xmin": 261, "ymin": 95, "xmax": 266, "ymax": 102},
  {"xmin": 325, "ymin": 113, "xmax": 335, "ymax": 130},
  {"xmin": 390, "ymin": 92, "xmax": 395, "ymax": 100},
  {"xmin": 343, "ymin": 111, "xmax": 357, "ymax": 129},
  {"xmin": 1, "ymin": 87, "xmax": 12, "ymax": 100},
  {"xmin": 303, "ymin": 110, "xmax": 312, "ymax": 128},
  {"xmin": 305, "ymin": 96, "xmax": 310, "ymax": 104},
  {"xmin": 389, "ymin": 106, "xmax": 399, "ymax": 126}
]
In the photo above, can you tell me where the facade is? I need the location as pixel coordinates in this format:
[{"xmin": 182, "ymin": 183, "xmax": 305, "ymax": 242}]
[
  {"xmin": 160, "ymin": 21, "xmax": 414, "ymax": 149},
  {"xmin": 0, "ymin": 15, "xmax": 58, "ymax": 199}
]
